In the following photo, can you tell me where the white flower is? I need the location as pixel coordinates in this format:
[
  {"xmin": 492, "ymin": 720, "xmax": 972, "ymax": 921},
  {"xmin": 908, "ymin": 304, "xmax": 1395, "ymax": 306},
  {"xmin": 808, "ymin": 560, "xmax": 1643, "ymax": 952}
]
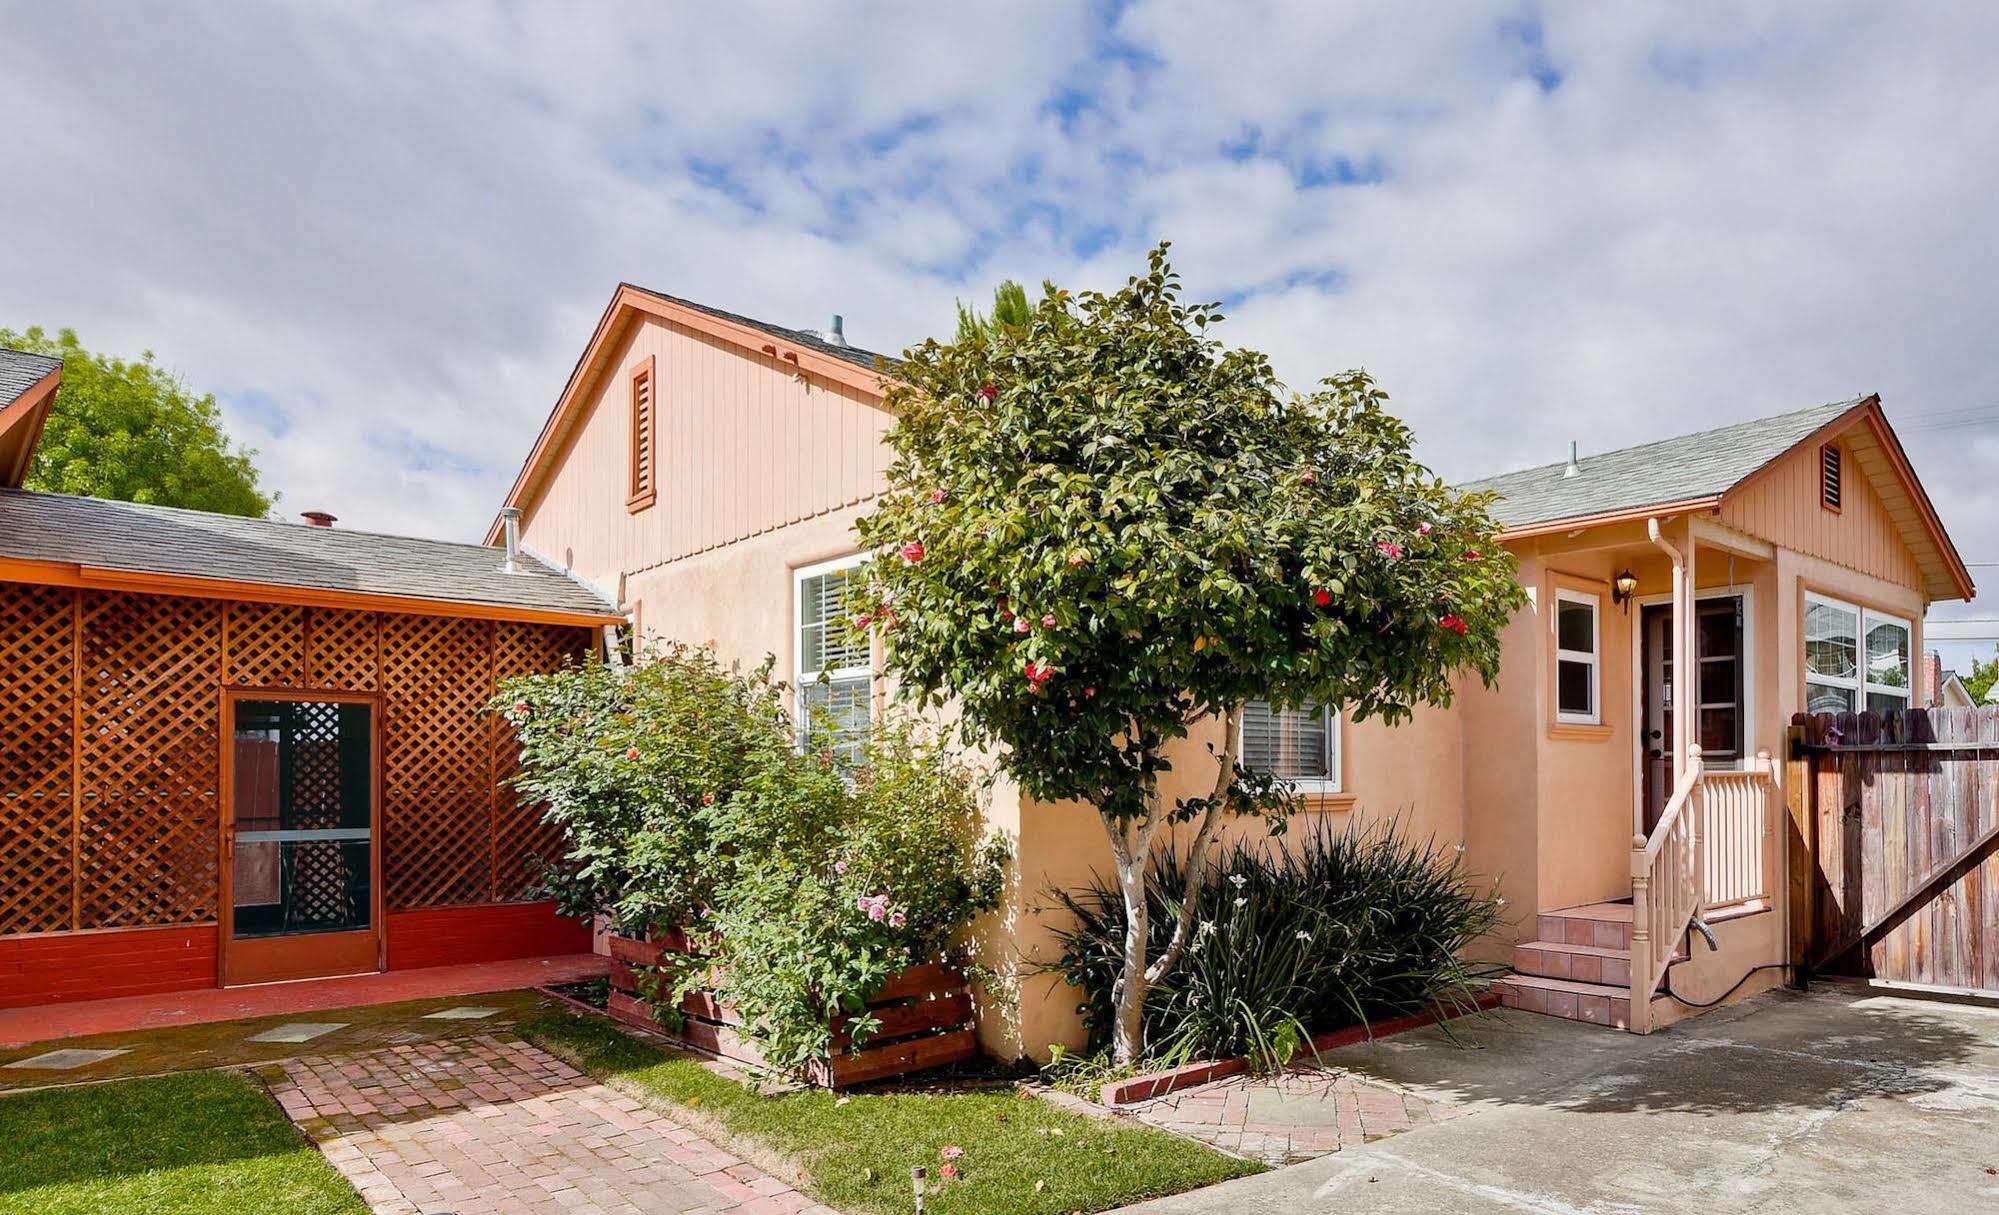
[
  {"xmin": 1233, "ymin": 896, "xmax": 1247, "ymax": 909},
  {"xmin": 1228, "ymin": 873, "xmax": 1248, "ymax": 889},
  {"xmin": 1495, "ymin": 897, "xmax": 1508, "ymax": 907},
  {"xmin": 1295, "ymin": 930, "xmax": 1311, "ymax": 941}
]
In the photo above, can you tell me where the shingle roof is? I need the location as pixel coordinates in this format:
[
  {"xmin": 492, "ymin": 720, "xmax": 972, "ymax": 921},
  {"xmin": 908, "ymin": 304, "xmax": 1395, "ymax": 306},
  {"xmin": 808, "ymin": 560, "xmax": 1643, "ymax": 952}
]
[
  {"xmin": 1459, "ymin": 398, "xmax": 1863, "ymax": 530},
  {"xmin": 624, "ymin": 283, "xmax": 893, "ymax": 371},
  {"xmin": 0, "ymin": 347, "xmax": 62, "ymax": 405},
  {"xmin": 0, "ymin": 489, "xmax": 619, "ymax": 620}
]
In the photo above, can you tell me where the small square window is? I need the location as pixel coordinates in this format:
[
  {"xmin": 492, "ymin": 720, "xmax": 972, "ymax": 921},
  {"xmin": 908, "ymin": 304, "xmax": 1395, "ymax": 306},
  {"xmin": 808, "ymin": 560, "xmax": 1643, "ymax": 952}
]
[{"xmin": 1240, "ymin": 700, "xmax": 1340, "ymax": 792}]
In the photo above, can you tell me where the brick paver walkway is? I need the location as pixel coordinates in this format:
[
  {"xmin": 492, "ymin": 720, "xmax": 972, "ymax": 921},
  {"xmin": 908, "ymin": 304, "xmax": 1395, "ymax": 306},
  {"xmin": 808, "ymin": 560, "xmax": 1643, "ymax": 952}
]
[
  {"xmin": 1129, "ymin": 1063, "xmax": 1464, "ymax": 1166},
  {"xmin": 271, "ymin": 1034, "xmax": 836, "ymax": 1215}
]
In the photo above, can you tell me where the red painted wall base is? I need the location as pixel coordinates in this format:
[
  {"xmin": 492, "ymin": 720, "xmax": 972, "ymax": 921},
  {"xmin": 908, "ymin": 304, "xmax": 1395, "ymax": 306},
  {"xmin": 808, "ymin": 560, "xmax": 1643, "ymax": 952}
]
[
  {"xmin": 0, "ymin": 925, "xmax": 217, "ymax": 1011},
  {"xmin": 0, "ymin": 902, "xmax": 589, "ymax": 1011}
]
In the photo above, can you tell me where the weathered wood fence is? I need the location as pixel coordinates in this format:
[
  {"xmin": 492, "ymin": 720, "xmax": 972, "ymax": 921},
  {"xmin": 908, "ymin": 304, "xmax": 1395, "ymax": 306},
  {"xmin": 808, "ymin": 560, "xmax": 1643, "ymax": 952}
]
[{"xmin": 1790, "ymin": 708, "xmax": 1999, "ymax": 998}]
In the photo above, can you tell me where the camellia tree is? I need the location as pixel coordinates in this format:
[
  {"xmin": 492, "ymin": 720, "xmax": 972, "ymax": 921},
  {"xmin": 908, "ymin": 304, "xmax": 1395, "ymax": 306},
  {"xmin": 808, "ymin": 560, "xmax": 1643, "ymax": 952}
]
[{"xmin": 854, "ymin": 244, "xmax": 1526, "ymax": 1064}]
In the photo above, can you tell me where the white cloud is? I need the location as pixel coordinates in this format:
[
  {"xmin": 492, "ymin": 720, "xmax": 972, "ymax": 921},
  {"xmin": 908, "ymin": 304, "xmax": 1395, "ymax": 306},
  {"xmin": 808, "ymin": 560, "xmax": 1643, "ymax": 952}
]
[{"xmin": 0, "ymin": 1, "xmax": 1994, "ymax": 644}]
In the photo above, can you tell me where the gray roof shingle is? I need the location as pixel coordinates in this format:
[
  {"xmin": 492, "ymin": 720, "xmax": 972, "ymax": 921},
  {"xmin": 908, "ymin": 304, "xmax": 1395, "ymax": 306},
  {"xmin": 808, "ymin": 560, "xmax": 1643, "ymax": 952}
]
[
  {"xmin": 625, "ymin": 283, "xmax": 893, "ymax": 372},
  {"xmin": 0, "ymin": 347, "xmax": 62, "ymax": 405},
  {"xmin": 0, "ymin": 489, "xmax": 618, "ymax": 619},
  {"xmin": 1459, "ymin": 398, "xmax": 1862, "ymax": 530}
]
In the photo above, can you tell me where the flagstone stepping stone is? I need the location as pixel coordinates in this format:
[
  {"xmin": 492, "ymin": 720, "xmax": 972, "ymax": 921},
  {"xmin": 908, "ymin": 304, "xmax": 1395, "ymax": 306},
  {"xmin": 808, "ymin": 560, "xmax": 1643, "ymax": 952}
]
[
  {"xmin": 247, "ymin": 1022, "xmax": 349, "ymax": 1044},
  {"xmin": 5, "ymin": 1047, "xmax": 130, "ymax": 1070},
  {"xmin": 420, "ymin": 1006, "xmax": 501, "ymax": 1020}
]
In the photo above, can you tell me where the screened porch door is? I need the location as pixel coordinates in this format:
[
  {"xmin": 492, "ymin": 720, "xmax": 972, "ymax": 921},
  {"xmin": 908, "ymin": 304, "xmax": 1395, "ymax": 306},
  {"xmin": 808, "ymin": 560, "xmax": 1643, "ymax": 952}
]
[
  {"xmin": 1640, "ymin": 595, "xmax": 1745, "ymax": 832},
  {"xmin": 220, "ymin": 693, "xmax": 382, "ymax": 986}
]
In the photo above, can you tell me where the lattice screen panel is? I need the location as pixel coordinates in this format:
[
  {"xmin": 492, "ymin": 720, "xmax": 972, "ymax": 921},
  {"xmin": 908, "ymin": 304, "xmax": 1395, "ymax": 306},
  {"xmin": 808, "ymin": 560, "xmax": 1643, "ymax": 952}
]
[
  {"xmin": 381, "ymin": 613, "xmax": 495, "ymax": 909},
  {"xmin": 489, "ymin": 623, "xmax": 591, "ymax": 901},
  {"xmin": 307, "ymin": 608, "xmax": 379, "ymax": 690},
  {"xmin": 76, "ymin": 592, "xmax": 223, "ymax": 929},
  {"xmin": 226, "ymin": 602, "xmax": 306, "ymax": 687},
  {"xmin": 0, "ymin": 583, "xmax": 78, "ymax": 934}
]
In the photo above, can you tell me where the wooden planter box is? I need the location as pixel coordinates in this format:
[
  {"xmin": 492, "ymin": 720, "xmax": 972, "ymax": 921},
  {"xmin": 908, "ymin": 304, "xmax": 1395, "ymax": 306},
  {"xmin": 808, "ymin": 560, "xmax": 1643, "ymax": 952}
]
[{"xmin": 604, "ymin": 931, "xmax": 978, "ymax": 1088}]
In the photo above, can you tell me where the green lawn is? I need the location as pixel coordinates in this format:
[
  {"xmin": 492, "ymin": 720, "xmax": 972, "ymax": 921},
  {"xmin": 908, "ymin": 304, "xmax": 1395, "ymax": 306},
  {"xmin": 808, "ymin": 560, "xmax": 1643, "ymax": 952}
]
[
  {"xmin": 520, "ymin": 1011, "xmax": 1261, "ymax": 1215},
  {"xmin": 0, "ymin": 1070, "xmax": 366, "ymax": 1215}
]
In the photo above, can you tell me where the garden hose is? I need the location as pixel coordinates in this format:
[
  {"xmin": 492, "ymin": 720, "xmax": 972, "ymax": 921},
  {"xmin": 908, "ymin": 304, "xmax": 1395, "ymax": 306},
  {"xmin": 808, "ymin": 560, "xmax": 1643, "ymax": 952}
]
[{"xmin": 1662, "ymin": 962, "xmax": 1792, "ymax": 1009}]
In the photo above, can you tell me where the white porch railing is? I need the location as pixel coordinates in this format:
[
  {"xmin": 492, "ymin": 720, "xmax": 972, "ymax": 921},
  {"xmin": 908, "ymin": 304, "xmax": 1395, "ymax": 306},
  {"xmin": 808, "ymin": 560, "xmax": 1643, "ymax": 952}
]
[{"xmin": 1628, "ymin": 745, "xmax": 1782, "ymax": 1033}]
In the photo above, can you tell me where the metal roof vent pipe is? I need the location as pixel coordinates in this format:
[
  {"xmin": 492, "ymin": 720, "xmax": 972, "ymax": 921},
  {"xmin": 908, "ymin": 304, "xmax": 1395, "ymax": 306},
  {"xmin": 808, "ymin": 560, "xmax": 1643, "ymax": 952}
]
[
  {"xmin": 499, "ymin": 506, "xmax": 524, "ymax": 574},
  {"xmin": 826, "ymin": 314, "xmax": 847, "ymax": 347},
  {"xmin": 1562, "ymin": 440, "xmax": 1583, "ymax": 479},
  {"xmin": 301, "ymin": 510, "xmax": 337, "ymax": 528}
]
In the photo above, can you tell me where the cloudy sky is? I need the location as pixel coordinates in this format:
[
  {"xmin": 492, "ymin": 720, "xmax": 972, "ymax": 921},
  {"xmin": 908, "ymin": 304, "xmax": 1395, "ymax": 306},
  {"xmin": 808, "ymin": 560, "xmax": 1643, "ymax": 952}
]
[{"xmin": 3, "ymin": 2, "xmax": 1996, "ymax": 661}]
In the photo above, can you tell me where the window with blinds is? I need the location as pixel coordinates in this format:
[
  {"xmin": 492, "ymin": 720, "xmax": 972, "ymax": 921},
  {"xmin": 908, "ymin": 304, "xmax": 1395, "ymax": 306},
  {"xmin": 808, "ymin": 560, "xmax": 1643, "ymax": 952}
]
[
  {"xmin": 1240, "ymin": 699, "xmax": 1339, "ymax": 791},
  {"xmin": 627, "ymin": 356, "xmax": 657, "ymax": 512},
  {"xmin": 1819, "ymin": 443, "xmax": 1841, "ymax": 512},
  {"xmin": 795, "ymin": 555, "xmax": 872, "ymax": 759}
]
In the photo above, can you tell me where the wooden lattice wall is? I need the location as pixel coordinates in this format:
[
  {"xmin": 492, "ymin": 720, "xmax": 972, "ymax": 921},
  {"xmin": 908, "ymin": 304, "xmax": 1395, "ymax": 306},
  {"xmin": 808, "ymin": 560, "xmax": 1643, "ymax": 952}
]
[{"xmin": 0, "ymin": 580, "xmax": 592, "ymax": 937}]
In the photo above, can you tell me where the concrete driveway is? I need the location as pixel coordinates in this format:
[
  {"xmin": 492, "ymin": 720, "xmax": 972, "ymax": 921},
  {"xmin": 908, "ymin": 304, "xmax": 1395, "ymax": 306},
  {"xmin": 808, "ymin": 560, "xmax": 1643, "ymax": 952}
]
[{"xmin": 1117, "ymin": 983, "xmax": 1999, "ymax": 1214}]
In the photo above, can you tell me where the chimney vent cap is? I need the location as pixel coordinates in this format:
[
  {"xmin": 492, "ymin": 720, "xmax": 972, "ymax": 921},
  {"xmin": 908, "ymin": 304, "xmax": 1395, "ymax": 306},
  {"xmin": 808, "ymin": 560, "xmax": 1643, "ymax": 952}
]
[{"xmin": 301, "ymin": 510, "xmax": 337, "ymax": 527}]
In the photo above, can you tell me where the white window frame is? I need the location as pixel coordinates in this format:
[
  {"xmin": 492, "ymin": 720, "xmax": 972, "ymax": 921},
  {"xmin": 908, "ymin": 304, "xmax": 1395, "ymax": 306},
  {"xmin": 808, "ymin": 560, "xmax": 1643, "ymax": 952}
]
[
  {"xmin": 793, "ymin": 554, "xmax": 874, "ymax": 751},
  {"xmin": 1239, "ymin": 700, "xmax": 1342, "ymax": 795},
  {"xmin": 1805, "ymin": 592, "xmax": 1912, "ymax": 713},
  {"xmin": 1554, "ymin": 587, "xmax": 1602, "ymax": 725}
]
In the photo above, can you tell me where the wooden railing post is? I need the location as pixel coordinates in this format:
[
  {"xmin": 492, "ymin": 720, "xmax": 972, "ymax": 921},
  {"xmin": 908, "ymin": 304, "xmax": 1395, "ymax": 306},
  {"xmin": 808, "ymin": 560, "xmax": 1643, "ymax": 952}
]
[{"xmin": 1629, "ymin": 836, "xmax": 1652, "ymax": 1034}]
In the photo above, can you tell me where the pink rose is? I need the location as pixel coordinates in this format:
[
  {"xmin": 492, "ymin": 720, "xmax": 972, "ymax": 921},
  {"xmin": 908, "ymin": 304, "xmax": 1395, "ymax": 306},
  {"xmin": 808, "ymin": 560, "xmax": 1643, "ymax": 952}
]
[
  {"xmin": 901, "ymin": 541, "xmax": 925, "ymax": 564},
  {"xmin": 889, "ymin": 910, "xmax": 906, "ymax": 929},
  {"xmin": 1418, "ymin": 522, "xmax": 1434, "ymax": 537},
  {"xmin": 1040, "ymin": 614, "xmax": 1056, "ymax": 628},
  {"xmin": 1377, "ymin": 541, "xmax": 1404, "ymax": 560},
  {"xmin": 1014, "ymin": 617, "xmax": 1033, "ymax": 634}
]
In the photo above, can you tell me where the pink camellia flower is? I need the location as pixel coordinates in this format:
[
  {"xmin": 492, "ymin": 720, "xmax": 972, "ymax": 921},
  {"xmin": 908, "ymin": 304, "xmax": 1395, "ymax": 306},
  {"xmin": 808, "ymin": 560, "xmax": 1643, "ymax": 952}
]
[
  {"xmin": 1084, "ymin": 686, "xmax": 1096, "ymax": 698},
  {"xmin": 999, "ymin": 609, "xmax": 1015, "ymax": 623},
  {"xmin": 889, "ymin": 910, "xmax": 906, "ymax": 929},
  {"xmin": 852, "ymin": 612, "xmax": 873, "ymax": 630},
  {"xmin": 702, "ymin": 792, "xmax": 715, "ymax": 805},
  {"xmin": 928, "ymin": 488, "xmax": 948, "ymax": 505},
  {"xmin": 868, "ymin": 903, "xmax": 887, "ymax": 922},
  {"xmin": 1040, "ymin": 613, "xmax": 1057, "ymax": 628},
  {"xmin": 625, "ymin": 747, "xmax": 641, "ymax": 761},
  {"xmin": 941, "ymin": 1146, "xmax": 965, "ymax": 1161},
  {"xmin": 1418, "ymin": 522, "xmax": 1434, "ymax": 536},
  {"xmin": 1299, "ymin": 469, "xmax": 1317, "ymax": 484},
  {"xmin": 512, "ymin": 701, "xmax": 530, "ymax": 715},
  {"xmin": 834, "ymin": 860, "xmax": 848, "ymax": 874},
  {"xmin": 1312, "ymin": 587, "xmax": 1332, "ymax": 608},
  {"xmin": 1023, "ymin": 661, "xmax": 1054, "ymax": 686},
  {"xmin": 1377, "ymin": 540, "xmax": 1404, "ymax": 560},
  {"xmin": 1463, "ymin": 549, "xmax": 1480, "ymax": 561},
  {"xmin": 1440, "ymin": 614, "xmax": 1469, "ymax": 635},
  {"xmin": 1014, "ymin": 617, "xmax": 1033, "ymax": 634},
  {"xmin": 976, "ymin": 384, "xmax": 998, "ymax": 402},
  {"xmin": 939, "ymin": 1164, "xmax": 959, "ymax": 1180},
  {"xmin": 901, "ymin": 541, "xmax": 925, "ymax": 564}
]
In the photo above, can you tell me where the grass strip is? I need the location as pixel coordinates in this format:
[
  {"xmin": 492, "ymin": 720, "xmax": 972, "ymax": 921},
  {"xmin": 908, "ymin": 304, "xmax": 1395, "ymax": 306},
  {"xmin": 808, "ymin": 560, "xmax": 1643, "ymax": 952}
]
[{"xmin": 519, "ymin": 1010, "xmax": 1261, "ymax": 1215}]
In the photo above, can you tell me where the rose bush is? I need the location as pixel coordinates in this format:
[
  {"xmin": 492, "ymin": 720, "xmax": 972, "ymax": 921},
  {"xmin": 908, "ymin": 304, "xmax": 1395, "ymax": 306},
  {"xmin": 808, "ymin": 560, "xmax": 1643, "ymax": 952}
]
[{"xmin": 497, "ymin": 647, "xmax": 1007, "ymax": 1078}]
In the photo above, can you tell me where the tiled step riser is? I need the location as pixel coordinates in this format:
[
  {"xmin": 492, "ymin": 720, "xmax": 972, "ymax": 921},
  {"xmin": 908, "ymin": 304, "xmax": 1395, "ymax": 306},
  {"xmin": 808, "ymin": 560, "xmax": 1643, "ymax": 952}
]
[
  {"xmin": 1494, "ymin": 980, "xmax": 1631, "ymax": 1029},
  {"xmin": 1513, "ymin": 945, "xmax": 1632, "ymax": 987},
  {"xmin": 1537, "ymin": 914, "xmax": 1631, "ymax": 952}
]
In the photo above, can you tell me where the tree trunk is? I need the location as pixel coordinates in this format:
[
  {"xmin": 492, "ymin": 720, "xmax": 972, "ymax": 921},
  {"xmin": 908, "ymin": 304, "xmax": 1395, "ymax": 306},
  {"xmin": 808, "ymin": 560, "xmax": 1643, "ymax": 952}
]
[{"xmin": 1102, "ymin": 810, "xmax": 1149, "ymax": 1067}]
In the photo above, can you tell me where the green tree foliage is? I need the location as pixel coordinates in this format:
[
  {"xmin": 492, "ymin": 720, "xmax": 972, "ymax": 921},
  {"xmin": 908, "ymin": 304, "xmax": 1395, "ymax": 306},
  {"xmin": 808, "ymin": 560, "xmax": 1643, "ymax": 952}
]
[
  {"xmin": 1965, "ymin": 647, "xmax": 1999, "ymax": 704},
  {"xmin": 854, "ymin": 243, "xmax": 1526, "ymax": 1063},
  {"xmin": 2, "ymin": 326, "xmax": 271, "ymax": 516}
]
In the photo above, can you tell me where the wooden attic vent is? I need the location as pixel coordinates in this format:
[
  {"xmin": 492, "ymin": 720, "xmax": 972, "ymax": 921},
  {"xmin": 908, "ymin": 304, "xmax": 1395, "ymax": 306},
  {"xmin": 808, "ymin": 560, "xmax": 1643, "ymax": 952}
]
[
  {"xmin": 1819, "ymin": 442, "xmax": 1842, "ymax": 512},
  {"xmin": 627, "ymin": 355, "xmax": 657, "ymax": 512}
]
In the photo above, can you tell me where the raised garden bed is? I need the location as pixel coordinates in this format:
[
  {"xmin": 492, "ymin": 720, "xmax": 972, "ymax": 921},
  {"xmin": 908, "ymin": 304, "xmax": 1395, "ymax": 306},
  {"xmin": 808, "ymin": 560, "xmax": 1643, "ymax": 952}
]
[{"xmin": 604, "ymin": 932, "xmax": 978, "ymax": 1088}]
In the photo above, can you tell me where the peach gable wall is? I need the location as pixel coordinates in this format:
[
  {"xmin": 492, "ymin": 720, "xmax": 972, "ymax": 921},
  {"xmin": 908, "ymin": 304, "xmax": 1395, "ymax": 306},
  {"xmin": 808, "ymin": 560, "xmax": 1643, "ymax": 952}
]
[
  {"xmin": 1719, "ymin": 433, "xmax": 1925, "ymax": 591},
  {"xmin": 515, "ymin": 315, "xmax": 892, "ymax": 602}
]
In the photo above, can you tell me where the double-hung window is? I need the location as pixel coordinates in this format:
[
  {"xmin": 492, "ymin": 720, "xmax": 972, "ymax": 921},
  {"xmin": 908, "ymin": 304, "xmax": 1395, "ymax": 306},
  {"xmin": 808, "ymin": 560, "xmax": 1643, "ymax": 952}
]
[
  {"xmin": 795, "ymin": 555, "xmax": 873, "ymax": 760},
  {"xmin": 1554, "ymin": 588, "xmax": 1602, "ymax": 724},
  {"xmin": 1239, "ymin": 700, "xmax": 1340, "ymax": 794},
  {"xmin": 1805, "ymin": 593, "xmax": 1911, "ymax": 713}
]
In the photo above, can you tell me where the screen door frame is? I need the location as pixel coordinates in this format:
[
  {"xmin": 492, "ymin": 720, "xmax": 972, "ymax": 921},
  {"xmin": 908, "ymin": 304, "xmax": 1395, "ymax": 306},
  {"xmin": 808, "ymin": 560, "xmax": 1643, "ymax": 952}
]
[{"xmin": 218, "ymin": 687, "xmax": 385, "ymax": 986}]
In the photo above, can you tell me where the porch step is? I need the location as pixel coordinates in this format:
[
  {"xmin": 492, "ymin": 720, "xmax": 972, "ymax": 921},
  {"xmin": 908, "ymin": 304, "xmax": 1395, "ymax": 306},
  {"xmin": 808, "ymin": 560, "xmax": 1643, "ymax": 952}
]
[
  {"xmin": 1513, "ymin": 940, "xmax": 1633, "ymax": 987},
  {"xmin": 1490, "ymin": 974, "xmax": 1633, "ymax": 1030},
  {"xmin": 1535, "ymin": 902, "xmax": 1633, "ymax": 952}
]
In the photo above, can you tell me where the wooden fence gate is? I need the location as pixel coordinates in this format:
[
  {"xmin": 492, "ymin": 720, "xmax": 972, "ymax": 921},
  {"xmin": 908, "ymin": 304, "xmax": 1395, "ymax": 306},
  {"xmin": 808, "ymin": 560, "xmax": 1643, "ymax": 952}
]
[{"xmin": 1790, "ymin": 708, "xmax": 1999, "ymax": 998}]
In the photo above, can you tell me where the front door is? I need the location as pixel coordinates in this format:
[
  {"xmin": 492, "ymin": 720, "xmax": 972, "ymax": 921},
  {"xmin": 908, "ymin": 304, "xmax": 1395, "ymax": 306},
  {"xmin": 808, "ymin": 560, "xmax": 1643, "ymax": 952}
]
[
  {"xmin": 1641, "ymin": 596, "xmax": 1745, "ymax": 831},
  {"xmin": 221, "ymin": 694, "xmax": 382, "ymax": 985}
]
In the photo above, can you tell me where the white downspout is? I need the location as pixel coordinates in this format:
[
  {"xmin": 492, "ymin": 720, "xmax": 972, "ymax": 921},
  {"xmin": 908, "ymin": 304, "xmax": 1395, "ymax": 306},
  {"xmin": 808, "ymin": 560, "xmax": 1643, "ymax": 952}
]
[{"xmin": 1646, "ymin": 517, "xmax": 1687, "ymax": 784}]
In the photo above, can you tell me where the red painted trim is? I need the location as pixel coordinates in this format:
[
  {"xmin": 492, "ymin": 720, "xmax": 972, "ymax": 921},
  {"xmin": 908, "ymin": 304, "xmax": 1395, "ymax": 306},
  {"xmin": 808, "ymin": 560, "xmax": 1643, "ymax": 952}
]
[
  {"xmin": 1100, "ymin": 994, "xmax": 1502, "ymax": 1106},
  {"xmin": 386, "ymin": 901, "xmax": 590, "ymax": 971},
  {"xmin": 0, "ymin": 924, "xmax": 218, "ymax": 1010}
]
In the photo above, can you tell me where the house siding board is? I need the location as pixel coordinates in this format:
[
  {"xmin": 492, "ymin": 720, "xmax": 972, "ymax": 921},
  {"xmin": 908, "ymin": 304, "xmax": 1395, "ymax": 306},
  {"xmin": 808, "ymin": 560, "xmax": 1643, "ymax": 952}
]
[
  {"xmin": 517, "ymin": 315, "xmax": 892, "ymax": 601},
  {"xmin": 1720, "ymin": 438, "xmax": 1925, "ymax": 593}
]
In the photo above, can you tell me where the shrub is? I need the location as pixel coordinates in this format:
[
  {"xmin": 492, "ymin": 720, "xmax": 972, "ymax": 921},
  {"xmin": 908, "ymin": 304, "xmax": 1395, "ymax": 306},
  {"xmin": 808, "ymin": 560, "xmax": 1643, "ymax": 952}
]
[
  {"xmin": 499, "ymin": 650, "xmax": 1008, "ymax": 1078},
  {"xmin": 1045, "ymin": 818, "xmax": 1502, "ymax": 1069}
]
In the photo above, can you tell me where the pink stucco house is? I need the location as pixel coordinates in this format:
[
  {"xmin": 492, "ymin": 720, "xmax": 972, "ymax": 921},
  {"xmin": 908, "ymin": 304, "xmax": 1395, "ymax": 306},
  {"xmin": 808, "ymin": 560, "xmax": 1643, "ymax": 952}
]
[{"xmin": 491, "ymin": 285, "xmax": 1974, "ymax": 1056}]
